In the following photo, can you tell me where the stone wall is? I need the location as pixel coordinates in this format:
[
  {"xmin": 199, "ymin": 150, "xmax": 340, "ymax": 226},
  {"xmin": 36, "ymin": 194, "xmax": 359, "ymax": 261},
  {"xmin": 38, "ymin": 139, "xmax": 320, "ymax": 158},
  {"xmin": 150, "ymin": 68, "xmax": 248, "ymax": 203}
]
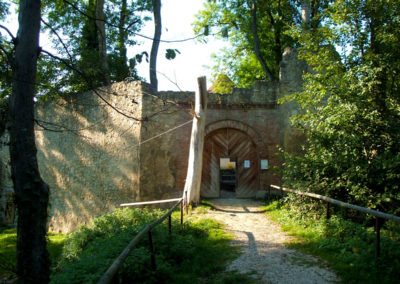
[
  {"xmin": 36, "ymin": 81, "xmax": 144, "ymax": 232},
  {"xmin": 0, "ymin": 48, "xmax": 305, "ymax": 231}
]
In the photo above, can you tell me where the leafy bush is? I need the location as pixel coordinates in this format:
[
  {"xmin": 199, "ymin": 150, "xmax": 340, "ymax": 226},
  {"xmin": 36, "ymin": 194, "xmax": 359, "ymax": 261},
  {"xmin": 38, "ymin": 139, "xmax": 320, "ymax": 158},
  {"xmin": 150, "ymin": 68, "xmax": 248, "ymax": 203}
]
[{"xmin": 264, "ymin": 200, "xmax": 400, "ymax": 284}]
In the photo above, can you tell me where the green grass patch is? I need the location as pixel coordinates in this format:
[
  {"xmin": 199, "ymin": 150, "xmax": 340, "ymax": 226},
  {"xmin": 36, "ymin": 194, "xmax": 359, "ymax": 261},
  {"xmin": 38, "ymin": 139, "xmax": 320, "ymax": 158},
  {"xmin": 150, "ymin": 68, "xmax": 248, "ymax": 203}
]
[
  {"xmin": 263, "ymin": 200, "xmax": 400, "ymax": 283},
  {"xmin": 50, "ymin": 207, "xmax": 247, "ymax": 283},
  {"xmin": 0, "ymin": 225, "xmax": 66, "ymax": 280}
]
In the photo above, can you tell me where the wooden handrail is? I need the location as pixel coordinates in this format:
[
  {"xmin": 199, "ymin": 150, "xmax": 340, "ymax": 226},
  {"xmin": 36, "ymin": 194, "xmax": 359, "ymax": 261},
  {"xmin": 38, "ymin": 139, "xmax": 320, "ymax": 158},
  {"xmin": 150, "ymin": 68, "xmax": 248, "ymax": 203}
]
[
  {"xmin": 120, "ymin": 198, "xmax": 182, "ymax": 207},
  {"xmin": 270, "ymin": 184, "xmax": 400, "ymax": 258},
  {"xmin": 97, "ymin": 198, "xmax": 183, "ymax": 284},
  {"xmin": 270, "ymin": 185, "xmax": 400, "ymax": 224}
]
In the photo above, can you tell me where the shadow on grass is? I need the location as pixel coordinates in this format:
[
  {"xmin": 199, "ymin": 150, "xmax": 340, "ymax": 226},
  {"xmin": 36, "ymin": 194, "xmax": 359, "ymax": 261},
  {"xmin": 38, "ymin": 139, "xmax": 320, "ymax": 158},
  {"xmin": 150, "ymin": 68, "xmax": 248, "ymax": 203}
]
[{"xmin": 0, "ymin": 226, "xmax": 66, "ymax": 281}]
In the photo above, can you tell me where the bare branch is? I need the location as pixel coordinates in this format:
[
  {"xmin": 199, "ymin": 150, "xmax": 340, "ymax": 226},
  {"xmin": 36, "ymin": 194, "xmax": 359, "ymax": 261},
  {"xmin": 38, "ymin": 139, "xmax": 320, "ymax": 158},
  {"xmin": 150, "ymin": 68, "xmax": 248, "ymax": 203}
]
[
  {"xmin": 0, "ymin": 44, "xmax": 12, "ymax": 63},
  {"xmin": 62, "ymin": 0, "xmax": 206, "ymax": 43},
  {"xmin": 0, "ymin": 24, "xmax": 16, "ymax": 40},
  {"xmin": 41, "ymin": 49, "xmax": 142, "ymax": 121},
  {"xmin": 40, "ymin": 18, "xmax": 74, "ymax": 63}
]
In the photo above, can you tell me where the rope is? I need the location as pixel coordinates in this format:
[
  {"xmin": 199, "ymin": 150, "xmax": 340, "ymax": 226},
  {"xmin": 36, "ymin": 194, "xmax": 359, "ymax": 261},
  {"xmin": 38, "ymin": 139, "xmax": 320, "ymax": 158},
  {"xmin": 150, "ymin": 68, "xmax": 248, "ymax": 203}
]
[{"xmin": 137, "ymin": 119, "xmax": 192, "ymax": 147}]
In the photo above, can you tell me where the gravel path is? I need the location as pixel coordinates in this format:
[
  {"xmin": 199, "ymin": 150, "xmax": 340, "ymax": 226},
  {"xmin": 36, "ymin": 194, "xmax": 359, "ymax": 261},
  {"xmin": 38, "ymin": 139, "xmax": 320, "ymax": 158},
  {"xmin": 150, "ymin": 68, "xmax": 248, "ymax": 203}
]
[{"xmin": 199, "ymin": 198, "xmax": 339, "ymax": 284}]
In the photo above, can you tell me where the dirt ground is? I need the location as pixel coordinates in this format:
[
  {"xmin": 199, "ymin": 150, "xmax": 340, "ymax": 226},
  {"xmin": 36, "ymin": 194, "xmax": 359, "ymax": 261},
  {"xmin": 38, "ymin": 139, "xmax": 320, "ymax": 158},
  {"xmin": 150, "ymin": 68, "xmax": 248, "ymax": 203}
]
[{"xmin": 198, "ymin": 198, "xmax": 340, "ymax": 284}]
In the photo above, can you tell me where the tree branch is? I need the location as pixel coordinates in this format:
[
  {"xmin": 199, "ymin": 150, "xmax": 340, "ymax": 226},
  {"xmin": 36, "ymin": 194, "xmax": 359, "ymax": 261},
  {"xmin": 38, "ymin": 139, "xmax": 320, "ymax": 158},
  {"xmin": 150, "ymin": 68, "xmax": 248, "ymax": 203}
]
[
  {"xmin": 40, "ymin": 18, "xmax": 74, "ymax": 63},
  {"xmin": 251, "ymin": 0, "xmax": 274, "ymax": 81},
  {"xmin": 0, "ymin": 24, "xmax": 16, "ymax": 41},
  {"xmin": 62, "ymin": 0, "xmax": 205, "ymax": 43},
  {"xmin": 41, "ymin": 49, "xmax": 142, "ymax": 121}
]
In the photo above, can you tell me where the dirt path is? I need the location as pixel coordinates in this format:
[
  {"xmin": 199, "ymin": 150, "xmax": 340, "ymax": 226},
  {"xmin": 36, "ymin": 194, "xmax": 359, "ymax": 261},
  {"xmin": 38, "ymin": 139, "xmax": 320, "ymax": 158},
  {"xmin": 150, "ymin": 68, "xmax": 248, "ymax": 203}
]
[{"xmin": 198, "ymin": 198, "xmax": 339, "ymax": 284}]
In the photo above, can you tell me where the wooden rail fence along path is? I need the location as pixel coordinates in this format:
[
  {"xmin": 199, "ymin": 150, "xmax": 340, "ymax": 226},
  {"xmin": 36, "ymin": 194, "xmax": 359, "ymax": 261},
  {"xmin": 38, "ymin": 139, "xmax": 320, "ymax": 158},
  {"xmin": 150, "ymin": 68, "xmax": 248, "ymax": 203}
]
[
  {"xmin": 97, "ymin": 198, "xmax": 184, "ymax": 284},
  {"xmin": 270, "ymin": 184, "xmax": 400, "ymax": 258}
]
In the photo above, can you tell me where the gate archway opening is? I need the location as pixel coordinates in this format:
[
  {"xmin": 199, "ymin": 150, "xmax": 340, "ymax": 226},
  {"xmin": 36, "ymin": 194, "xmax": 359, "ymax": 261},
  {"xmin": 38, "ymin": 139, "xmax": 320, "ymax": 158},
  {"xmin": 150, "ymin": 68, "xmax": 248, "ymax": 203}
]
[{"xmin": 201, "ymin": 125, "xmax": 260, "ymax": 198}]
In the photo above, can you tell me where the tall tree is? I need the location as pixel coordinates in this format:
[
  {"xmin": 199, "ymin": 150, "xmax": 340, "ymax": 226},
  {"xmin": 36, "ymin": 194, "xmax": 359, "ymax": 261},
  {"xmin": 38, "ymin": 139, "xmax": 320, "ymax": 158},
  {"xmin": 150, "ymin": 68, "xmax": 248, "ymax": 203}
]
[
  {"xmin": 40, "ymin": 0, "xmax": 151, "ymax": 96},
  {"xmin": 149, "ymin": 0, "xmax": 161, "ymax": 91},
  {"xmin": 9, "ymin": 0, "xmax": 50, "ymax": 282},
  {"xmin": 280, "ymin": 0, "xmax": 400, "ymax": 213},
  {"xmin": 95, "ymin": 0, "xmax": 110, "ymax": 84},
  {"xmin": 194, "ymin": 0, "xmax": 299, "ymax": 87}
]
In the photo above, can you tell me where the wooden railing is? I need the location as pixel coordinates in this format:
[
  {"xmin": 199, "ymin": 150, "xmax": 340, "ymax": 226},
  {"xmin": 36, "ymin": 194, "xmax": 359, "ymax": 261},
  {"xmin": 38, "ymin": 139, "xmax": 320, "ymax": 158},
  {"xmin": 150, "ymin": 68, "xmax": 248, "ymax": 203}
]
[
  {"xmin": 270, "ymin": 185, "xmax": 400, "ymax": 258},
  {"xmin": 97, "ymin": 197, "xmax": 184, "ymax": 284}
]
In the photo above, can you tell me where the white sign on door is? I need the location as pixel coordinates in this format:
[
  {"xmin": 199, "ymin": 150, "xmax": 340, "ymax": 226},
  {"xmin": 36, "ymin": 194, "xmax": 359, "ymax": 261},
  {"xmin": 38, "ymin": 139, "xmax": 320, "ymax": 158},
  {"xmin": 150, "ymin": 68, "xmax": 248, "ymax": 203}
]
[{"xmin": 244, "ymin": 160, "xmax": 250, "ymax": 168}]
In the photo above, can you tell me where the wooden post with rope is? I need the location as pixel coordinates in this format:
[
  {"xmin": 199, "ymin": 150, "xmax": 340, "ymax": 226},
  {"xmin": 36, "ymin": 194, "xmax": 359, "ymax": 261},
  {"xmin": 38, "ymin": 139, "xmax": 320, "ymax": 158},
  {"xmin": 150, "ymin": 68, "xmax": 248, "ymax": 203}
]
[{"xmin": 183, "ymin": 76, "xmax": 208, "ymax": 207}]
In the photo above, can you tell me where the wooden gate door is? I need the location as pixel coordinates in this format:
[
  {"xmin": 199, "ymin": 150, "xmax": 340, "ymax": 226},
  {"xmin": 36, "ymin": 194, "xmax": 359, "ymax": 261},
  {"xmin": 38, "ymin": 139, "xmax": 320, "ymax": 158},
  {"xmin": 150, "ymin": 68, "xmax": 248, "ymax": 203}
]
[{"xmin": 201, "ymin": 128, "xmax": 259, "ymax": 198}]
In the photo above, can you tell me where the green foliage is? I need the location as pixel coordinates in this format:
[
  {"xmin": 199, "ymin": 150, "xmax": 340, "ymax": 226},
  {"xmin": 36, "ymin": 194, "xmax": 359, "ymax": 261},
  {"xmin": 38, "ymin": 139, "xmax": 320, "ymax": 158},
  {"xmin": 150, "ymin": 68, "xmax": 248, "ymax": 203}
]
[
  {"xmin": 193, "ymin": 0, "xmax": 299, "ymax": 86},
  {"xmin": 265, "ymin": 199, "xmax": 400, "ymax": 283},
  {"xmin": 0, "ymin": 226, "xmax": 66, "ymax": 280},
  {"xmin": 280, "ymin": 0, "xmax": 400, "ymax": 214},
  {"xmin": 165, "ymin": 48, "xmax": 180, "ymax": 60},
  {"xmin": 51, "ymin": 207, "xmax": 239, "ymax": 284},
  {"xmin": 210, "ymin": 73, "xmax": 235, "ymax": 94},
  {"xmin": 0, "ymin": 1, "xmax": 11, "ymax": 134},
  {"xmin": 39, "ymin": 0, "xmax": 152, "ymax": 97}
]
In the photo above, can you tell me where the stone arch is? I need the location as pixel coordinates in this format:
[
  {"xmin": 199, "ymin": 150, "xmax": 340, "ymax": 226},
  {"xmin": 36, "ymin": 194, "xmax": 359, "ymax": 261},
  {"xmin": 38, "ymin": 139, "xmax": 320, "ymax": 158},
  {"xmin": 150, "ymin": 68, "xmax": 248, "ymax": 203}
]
[{"xmin": 205, "ymin": 119, "xmax": 267, "ymax": 156}]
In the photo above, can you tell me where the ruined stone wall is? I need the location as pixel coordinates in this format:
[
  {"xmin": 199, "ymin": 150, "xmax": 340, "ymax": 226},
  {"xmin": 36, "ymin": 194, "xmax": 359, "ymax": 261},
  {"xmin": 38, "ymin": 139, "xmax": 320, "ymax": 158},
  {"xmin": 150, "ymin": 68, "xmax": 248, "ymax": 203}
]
[
  {"xmin": 278, "ymin": 48, "xmax": 309, "ymax": 153},
  {"xmin": 151, "ymin": 81, "xmax": 282, "ymax": 196},
  {"xmin": 138, "ymin": 84, "xmax": 194, "ymax": 201},
  {"xmin": 0, "ymin": 48, "xmax": 305, "ymax": 231},
  {"xmin": 35, "ymin": 81, "xmax": 143, "ymax": 232}
]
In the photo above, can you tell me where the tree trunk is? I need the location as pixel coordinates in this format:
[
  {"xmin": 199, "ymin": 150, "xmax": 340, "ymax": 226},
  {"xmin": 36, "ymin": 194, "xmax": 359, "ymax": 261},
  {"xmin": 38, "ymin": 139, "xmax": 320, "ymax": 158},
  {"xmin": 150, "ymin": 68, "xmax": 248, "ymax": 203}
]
[
  {"xmin": 183, "ymin": 77, "xmax": 208, "ymax": 206},
  {"xmin": 9, "ymin": 0, "xmax": 50, "ymax": 282},
  {"xmin": 301, "ymin": 0, "xmax": 311, "ymax": 29},
  {"xmin": 251, "ymin": 0, "xmax": 274, "ymax": 81},
  {"xmin": 117, "ymin": 0, "xmax": 129, "ymax": 80},
  {"xmin": 95, "ymin": 0, "xmax": 110, "ymax": 85},
  {"xmin": 150, "ymin": 0, "xmax": 161, "ymax": 91}
]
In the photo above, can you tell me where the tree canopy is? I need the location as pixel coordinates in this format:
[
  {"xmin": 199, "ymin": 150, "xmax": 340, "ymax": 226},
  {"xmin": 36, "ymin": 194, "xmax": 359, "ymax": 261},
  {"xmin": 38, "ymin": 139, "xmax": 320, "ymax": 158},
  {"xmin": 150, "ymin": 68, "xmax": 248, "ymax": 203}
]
[
  {"xmin": 280, "ymin": 0, "xmax": 400, "ymax": 214},
  {"xmin": 194, "ymin": 0, "xmax": 300, "ymax": 87}
]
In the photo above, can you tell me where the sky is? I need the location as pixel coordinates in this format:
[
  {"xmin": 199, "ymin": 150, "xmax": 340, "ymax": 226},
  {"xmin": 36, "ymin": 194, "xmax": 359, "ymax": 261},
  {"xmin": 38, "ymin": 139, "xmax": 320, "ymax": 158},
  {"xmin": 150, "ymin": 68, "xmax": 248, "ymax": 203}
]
[
  {"xmin": 5, "ymin": 0, "xmax": 228, "ymax": 92},
  {"xmin": 130, "ymin": 0, "xmax": 229, "ymax": 91}
]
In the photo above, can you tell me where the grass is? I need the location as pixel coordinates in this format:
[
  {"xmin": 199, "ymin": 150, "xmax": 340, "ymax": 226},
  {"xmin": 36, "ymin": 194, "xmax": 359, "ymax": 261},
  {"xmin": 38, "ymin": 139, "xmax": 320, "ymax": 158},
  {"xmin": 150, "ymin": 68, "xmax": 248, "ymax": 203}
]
[
  {"xmin": 0, "ymin": 225, "xmax": 66, "ymax": 280},
  {"xmin": 262, "ymin": 199, "xmax": 400, "ymax": 284},
  {"xmin": 1, "ymin": 205, "xmax": 254, "ymax": 283},
  {"xmin": 48, "ymin": 206, "xmax": 254, "ymax": 283}
]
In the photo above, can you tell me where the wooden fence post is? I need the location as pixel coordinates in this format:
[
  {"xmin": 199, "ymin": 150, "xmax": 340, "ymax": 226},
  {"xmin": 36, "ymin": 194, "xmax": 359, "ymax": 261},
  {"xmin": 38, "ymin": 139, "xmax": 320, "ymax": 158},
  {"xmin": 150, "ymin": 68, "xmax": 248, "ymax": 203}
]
[
  {"xmin": 180, "ymin": 199, "xmax": 183, "ymax": 225},
  {"xmin": 375, "ymin": 217, "xmax": 381, "ymax": 259},
  {"xmin": 326, "ymin": 202, "xmax": 330, "ymax": 220},
  {"xmin": 148, "ymin": 231, "xmax": 156, "ymax": 270},
  {"xmin": 168, "ymin": 215, "xmax": 172, "ymax": 239}
]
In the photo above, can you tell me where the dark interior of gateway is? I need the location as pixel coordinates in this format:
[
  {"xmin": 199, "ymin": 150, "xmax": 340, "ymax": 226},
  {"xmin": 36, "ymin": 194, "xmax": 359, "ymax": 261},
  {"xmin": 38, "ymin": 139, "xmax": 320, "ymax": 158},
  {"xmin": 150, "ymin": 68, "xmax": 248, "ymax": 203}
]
[{"xmin": 220, "ymin": 157, "xmax": 237, "ymax": 193}]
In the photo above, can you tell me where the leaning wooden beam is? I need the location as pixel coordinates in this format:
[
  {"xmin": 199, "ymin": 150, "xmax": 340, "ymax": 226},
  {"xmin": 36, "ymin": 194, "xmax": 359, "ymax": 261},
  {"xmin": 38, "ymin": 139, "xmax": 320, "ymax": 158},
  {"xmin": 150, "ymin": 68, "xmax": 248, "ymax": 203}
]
[
  {"xmin": 270, "ymin": 185, "xmax": 400, "ymax": 223},
  {"xmin": 120, "ymin": 198, "xmax": 182, "ymax": 207},
  {"xmin": 97, "ymin": 199, "xmax": 182, "ymax": 284},
  {"xmin": 183, "ymin": 76, "xmax": 208, "ymax": 205}
]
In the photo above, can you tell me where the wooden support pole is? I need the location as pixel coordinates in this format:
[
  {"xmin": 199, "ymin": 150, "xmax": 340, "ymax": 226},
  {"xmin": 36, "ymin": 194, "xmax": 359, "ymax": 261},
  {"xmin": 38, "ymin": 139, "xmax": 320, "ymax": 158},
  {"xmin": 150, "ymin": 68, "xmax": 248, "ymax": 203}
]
[
  {"xmin": 148, "ymin": 230, "xmax": 156, "ymax": 270},
  {"xmin": 183, "ymin": 76, "xmax": 208, "ymax": 206},
  {"xmin": 268, "ymin": 185, "xmax": 271, "ymax": 201},
  {"xmin": 376, "ymin": 217, "xmax": 381, "ymax": 259}
]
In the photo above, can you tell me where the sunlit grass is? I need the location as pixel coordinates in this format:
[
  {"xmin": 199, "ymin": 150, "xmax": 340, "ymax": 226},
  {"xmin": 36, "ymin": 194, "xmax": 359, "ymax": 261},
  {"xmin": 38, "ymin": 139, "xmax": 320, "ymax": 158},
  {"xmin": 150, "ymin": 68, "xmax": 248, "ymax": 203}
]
[
  {"xmin": 263, "ymin": 200, "xmax": 400, "ymax": 284},
  {"xmin": 0, "ymin": 226, "xmax": 66, "ymax": 280}
]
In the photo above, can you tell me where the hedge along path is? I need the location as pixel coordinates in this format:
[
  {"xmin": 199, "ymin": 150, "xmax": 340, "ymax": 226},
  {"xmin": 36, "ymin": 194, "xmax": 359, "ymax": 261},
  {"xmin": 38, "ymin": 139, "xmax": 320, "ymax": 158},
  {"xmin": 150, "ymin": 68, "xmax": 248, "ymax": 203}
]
[{"xmin": 198, "ymin": 198, "xmax": 339, "ymax": 284}]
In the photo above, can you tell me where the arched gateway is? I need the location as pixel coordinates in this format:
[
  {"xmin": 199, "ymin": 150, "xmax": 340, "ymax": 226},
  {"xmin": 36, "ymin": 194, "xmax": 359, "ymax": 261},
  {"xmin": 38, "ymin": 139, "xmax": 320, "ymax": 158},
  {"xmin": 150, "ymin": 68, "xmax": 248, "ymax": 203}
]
[{"xmin": 201, "ymin": 120, "xmax": 265, "ymax": 198}]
